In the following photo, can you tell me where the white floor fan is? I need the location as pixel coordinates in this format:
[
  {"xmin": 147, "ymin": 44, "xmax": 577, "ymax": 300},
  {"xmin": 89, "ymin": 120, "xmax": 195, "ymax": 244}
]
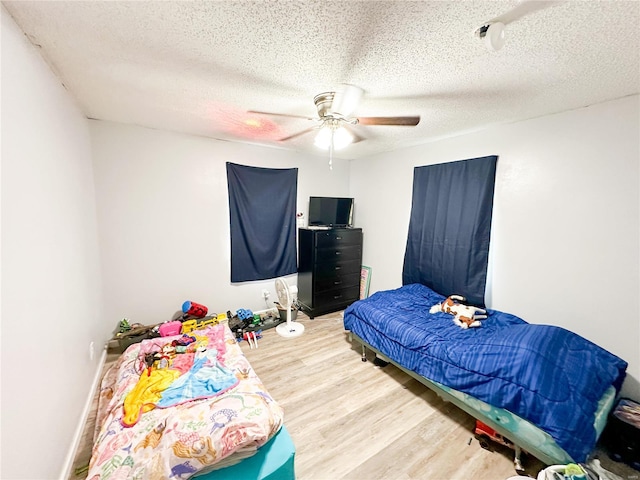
[{"xmin": 275, "ymin": 278, "xmax": 305, "ymax": 338}]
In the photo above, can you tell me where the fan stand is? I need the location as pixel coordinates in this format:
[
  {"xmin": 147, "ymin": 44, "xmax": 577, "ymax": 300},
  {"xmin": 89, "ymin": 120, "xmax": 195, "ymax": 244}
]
[
  {"xmin": 276, "ymin": 305, "xmax": 305, "ymax": 338},
  {"xmin": 275, "ymin": 278, "xmax": 305, "ymax": 338}
]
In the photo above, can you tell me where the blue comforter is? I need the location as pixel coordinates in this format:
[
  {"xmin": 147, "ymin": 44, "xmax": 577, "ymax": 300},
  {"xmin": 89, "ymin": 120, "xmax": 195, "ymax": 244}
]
[{"xmin": 343, "ymin": 283, "xmax": 627, "ymax": 462}]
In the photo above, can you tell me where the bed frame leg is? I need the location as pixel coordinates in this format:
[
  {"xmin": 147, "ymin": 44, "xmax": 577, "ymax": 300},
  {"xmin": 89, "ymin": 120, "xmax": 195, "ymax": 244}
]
[
  {"xmin": 513, "ymin": 445, "xmax": 524, "ymax": 472},
  {"xmin": 361, "ymin": 344, "xmax": 367, "ymax": 362}
]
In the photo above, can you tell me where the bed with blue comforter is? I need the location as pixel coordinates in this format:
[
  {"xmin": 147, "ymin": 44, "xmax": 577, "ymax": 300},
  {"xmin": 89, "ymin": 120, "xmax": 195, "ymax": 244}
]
[{"xmin": 343, "ymin": 283, "xmax": 627, "ymax": 465}]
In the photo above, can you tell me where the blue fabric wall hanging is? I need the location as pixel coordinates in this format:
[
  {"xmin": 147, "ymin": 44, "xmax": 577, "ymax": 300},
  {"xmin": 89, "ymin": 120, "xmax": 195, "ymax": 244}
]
[
  {"xmin": 402, "ymin": 155, "xmax": 497, "ymax": 307},
  {"xmin": 226, "ymin": 162, "xmax": 298, "ymax": 282}
]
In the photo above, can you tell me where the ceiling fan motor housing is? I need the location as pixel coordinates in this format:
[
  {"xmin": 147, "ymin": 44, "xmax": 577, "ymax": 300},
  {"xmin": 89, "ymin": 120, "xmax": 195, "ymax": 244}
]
[{"xmin": 314, "ymin": 92, "xmax": 336, "ymax": 118}]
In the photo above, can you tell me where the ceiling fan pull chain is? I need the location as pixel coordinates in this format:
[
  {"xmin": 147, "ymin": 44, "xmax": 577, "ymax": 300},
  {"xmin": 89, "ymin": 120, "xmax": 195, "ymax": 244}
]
[{"xmin": 329, "ymin": 129, "xmax": 334, "ymax": 170}]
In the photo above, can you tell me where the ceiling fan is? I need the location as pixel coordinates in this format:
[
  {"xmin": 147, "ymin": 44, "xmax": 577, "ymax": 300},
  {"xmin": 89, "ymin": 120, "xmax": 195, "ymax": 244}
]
[{"xmin": 248, "ymin": 84, "xmax": 420, "ymax": 160}]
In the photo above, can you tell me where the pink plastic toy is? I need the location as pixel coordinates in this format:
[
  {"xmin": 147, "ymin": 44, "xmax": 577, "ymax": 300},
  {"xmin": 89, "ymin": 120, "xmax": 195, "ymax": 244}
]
[{"xmin": 159, "ymin": 320, "xmax": 182, "ymax": 337}]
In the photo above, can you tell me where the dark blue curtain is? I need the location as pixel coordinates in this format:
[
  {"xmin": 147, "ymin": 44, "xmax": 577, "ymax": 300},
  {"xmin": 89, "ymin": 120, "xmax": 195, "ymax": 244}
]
[
  {"xmin": 402, "ymin": 156, "xmax": 497, "ymax": 307},
  {"xmin": 227, "ymin": 162, "xmax": 298, "ymax": 282}
]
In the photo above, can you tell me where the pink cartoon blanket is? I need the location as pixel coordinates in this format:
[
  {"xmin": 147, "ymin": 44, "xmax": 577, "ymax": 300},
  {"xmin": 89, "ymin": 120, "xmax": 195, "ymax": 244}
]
[{"xmin": 88, "ymin": 323, "xmax": 283, "ymax": 479}]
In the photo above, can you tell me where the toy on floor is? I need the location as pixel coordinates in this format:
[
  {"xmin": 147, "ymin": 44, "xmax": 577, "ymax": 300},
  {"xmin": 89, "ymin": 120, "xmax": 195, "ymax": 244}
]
[
  {"xmin": 430, "ymin": 294, "xmax": 487, "ymax": 328},
  {"xmin": 181, "ymin": 316, "xmax": 220, "ymax": 334},
  {"xmin": 182, "ymin": 300, "xmax": 208, "ymax": 318},
  {"xmin": 238, "ymin": 330, "xmax": 262, "ymax": 349},
  {"xmin": 236, "ymin": 308, "xmax": 254, "ymax": 322},
  {"xmin": 159, "ymin": 320, "xmax": 182, "ymax": 337},
  {"xmin": 119, "ymin": 318, "xmax": 131, "ymax": 333},
  {"xmin": 228, "ymin": 309, "xmax": 284, "ymax": 341},
  {"xmin": 474, "ymin": 420, "xmax": 525, "ymax": 472}
]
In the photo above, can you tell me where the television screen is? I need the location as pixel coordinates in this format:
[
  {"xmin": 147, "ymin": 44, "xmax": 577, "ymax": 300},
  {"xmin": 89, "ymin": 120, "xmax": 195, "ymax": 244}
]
[{"xmin": 308, "ymin": 197, "xmax": 354, "ymax": 227}]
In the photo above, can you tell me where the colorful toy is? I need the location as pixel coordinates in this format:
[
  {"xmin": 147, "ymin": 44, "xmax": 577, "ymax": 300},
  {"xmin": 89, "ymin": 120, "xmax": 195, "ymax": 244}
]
[
  {"xmin": 159, "ymin": 321, "xmax": 182, "ymax": 337},
  {"xmin": 236, "ymin": 309, "xmax": 254, "ymax": 322},
  {"xmin": 474, "ymin": 420, "xmax": 525, "ymax": 472},
  {"xmin": 172, "ymin": 335, "xmax": 196, "ymax": 346},
  {"xmin": 155, "ymin": 344, "xmax": 177, "ymax": 369},
  {"xmin": 182, "ymin": 300, "xmax": 208, "ymax": 318},
  {"xmin": 430, "ymin": 295, "xmax": 487, "ymax": 329},
  {"xmin": 119, "ymin": 318, "xmax": 131, "ymax": 333},
  {"xmin": 181, "ymin": 317, "xmax": 220, "ymax": 334},
  {"xmin": 241, "ymin": 330, "xmax": 261, "ymax": 349}
]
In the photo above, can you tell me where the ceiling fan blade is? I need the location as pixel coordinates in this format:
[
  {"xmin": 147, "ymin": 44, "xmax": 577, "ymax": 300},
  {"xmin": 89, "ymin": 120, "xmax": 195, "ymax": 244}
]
[
  {"xmin": 331, "ymin": 84, "xmax": 364, "ymax": 116},
  {"xmin": 278, "ymin": 127, "xmax": 317, "ymax": 142},
  {"xmin": 357, "ymin": 116, "xmax": 420, "ymax": 126},
  {"xmin": 488, "ymin": 0, "xmax": 565, "ymax": 25},
  {"xmin": 248, "ymin": 110, "xmax": 316, "ymax": 121}
]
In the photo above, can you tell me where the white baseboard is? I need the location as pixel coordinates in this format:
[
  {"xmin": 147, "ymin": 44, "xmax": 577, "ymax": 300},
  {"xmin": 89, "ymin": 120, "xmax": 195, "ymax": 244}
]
[{"xmin": 59, "ymin": 346, "xmax": 108, "ymax": 480}]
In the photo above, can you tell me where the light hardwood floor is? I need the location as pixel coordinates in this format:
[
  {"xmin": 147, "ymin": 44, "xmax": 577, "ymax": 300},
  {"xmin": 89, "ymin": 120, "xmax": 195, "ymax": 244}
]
[
  {"xmin": 241, "ymin": 312, "xmax": 541, "ymax": 480},
  {"xmin": 71, "ymin": 311, "xmax": 635, "ymax": 480}
]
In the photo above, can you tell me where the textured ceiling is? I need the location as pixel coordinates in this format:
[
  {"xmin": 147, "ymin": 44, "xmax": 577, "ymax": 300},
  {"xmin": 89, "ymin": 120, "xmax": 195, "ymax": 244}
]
[{"xmin": 3, "ymin": 1, "xmax": 639, "ymax": 160}]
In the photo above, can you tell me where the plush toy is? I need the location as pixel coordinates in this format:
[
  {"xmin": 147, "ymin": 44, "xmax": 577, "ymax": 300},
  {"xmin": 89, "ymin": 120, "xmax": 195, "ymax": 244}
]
[{"xmin": 429, "ymin": 295, "xmax": 487, "ymax": 329}]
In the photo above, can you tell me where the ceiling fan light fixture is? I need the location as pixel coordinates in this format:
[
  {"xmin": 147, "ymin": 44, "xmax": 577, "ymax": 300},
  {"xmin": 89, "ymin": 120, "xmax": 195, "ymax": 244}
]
[{"xmin": 314, "ymin": 126, "xmax": 353, "ymax": 151}]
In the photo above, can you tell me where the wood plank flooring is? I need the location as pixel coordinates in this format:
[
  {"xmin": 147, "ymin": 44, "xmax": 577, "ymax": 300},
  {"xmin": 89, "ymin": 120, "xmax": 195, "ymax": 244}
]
[
  {"xmin": 241, "ymin": 312, "xmax": 539, "ymax": 480},
  {"xmin": 71, "ymin": 311, "xmax": 637, "ymax": 480}
]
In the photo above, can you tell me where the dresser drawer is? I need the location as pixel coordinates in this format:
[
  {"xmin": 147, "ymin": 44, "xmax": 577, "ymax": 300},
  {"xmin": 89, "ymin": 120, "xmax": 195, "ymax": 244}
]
[
  {"xmin": 316, "ymin": 244, "xmax": 361, "ymax": 263},
  {"xmin": 314, "ymin": 272, "xmax": 361, "ymax": 293},
  {"xmin": 314, "ymin": 259, "xmax": 361, "ymax": 278},
  {"xmin": 313, "ymin": 285, "xmax": 360, "ymax": 307},
  {"xmin": 315, "ymin": 229, "xmax": 362, "ymax": 248}
]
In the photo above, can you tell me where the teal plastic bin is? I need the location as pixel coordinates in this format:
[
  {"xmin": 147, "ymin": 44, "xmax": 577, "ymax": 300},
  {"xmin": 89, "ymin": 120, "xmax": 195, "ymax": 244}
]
[{"xmin": 195, "ymin": 426, "xmax": 295, "ymax": 480}]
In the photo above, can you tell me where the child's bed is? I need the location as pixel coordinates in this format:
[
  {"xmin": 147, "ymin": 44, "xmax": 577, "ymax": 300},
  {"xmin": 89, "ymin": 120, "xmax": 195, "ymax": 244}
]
[
  {"xmin": 87, "ymin": 323, "xmax": 293, "ymax": 479},
  {"xmin": 343, "ymin": 283, "xmax": 627, "ymax": 470}
]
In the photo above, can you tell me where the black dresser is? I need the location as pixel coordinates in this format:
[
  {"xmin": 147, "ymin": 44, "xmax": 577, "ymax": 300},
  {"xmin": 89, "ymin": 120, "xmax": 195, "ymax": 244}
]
[{"xmin": 297, "ymin": 227, "xmax": 363, "ymax": 319}]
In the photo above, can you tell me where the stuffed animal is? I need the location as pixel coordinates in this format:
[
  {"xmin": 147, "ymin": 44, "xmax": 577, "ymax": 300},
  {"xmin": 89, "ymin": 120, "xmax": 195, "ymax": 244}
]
[{"xmin": 429, "ymin": 295, "xmax": 487, "ymax": 329}]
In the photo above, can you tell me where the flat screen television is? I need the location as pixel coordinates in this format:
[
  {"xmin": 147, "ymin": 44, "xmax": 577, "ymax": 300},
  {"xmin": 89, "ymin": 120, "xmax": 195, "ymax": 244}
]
[{"xmin": 308, "ymin": 196, "xmax": 354, "ymax": 227}]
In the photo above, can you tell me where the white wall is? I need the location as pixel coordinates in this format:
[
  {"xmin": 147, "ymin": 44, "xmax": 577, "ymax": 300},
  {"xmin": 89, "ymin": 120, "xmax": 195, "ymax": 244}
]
[
  {"xmin": 2, "ymin": 6, "xmax": 637, "ymax": 477},
  {"xmin": 90, "ymin": 121, "xmax": 350, "ymax": 326},
  {"xmin": 350, "ymin": 95, "xmax": 640, "ymax": 399},
  {"xmin": 1, "ymin": 8, "xmax": 106, "ymax": 478}
]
